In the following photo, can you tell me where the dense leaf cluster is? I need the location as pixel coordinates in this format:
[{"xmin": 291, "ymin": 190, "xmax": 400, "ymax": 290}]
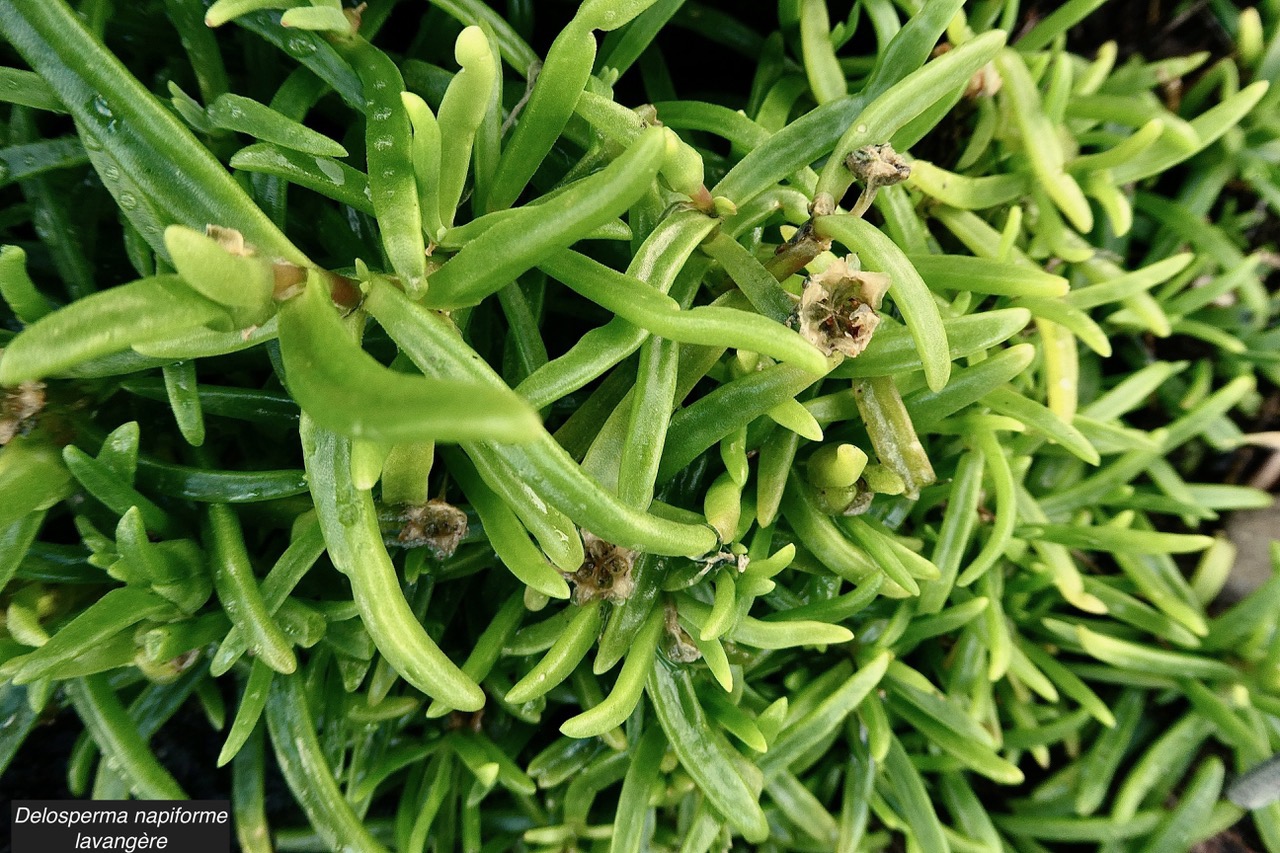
[{"xmin": 2, "ymin": 1, "xmax": 1280, "ymax": 851}]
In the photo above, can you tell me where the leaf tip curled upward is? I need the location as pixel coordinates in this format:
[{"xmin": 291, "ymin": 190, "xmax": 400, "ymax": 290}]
[{"xmin": 455, "ymin": 25, "xmax": 490, "ymax": 68}]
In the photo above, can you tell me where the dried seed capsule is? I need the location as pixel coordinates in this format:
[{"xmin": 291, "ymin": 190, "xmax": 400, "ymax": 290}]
[
  {"xmin": 0, "ymin": 381, "xmax": 44, "ymax": 446},
  {"xmin": 568, "ymin": 531, "xmax": 637, "ymax": 605},
  {"xmin": 384, "ymin": 499, "xmax": 469, "ymax": 560},
  {"xmin": 844, "ymin": 142, "xmax": 910, "ymax": 217},
  {"xmin": 797, "ymin": 257, "xmax": 887, "ymax": 359}
]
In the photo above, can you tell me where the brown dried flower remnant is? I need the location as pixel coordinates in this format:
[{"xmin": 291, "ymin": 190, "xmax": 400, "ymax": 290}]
[
  {"xmin": 797, "ymin": 256, "xmax": 889, "ymax": 359},
  {"xmin": 390, "ymin": 499, "xmax": 469, "ymax": 559},
  {"xmin": 0, "ymin": 381, "xmax": 45, "ymax": 446},
  {"xmin": 846, "ymin": 143, "xmax": 911, "ymax": 188},
  {"xmin": 966, "ymin": 62, "xmax": 1002, "ymax": 99},
  {"xmin": 568, "ymin": 531, "xmax": 636, "ymax": 606},
  {"xmin": 204, "ymin": 223, "xmax": 360, "ymax": 309},
  {"xmin": 206, "ymin": 224, "xmax": 253, "ymax": 256},
  {"xmin": 663, "ymin": 601, "xmax": 701, "ymax": 663},
  {"xmin": 845, "ymin": 143, "xmax": 911, "ymax": 218}
]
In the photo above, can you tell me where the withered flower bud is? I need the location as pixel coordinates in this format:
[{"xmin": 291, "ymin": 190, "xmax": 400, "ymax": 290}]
[
  {"xmin": 205, "ymin": 224, "xmax": 253, "ymax": 257},
  {"xmin": 567, "ymin": 531, "xmax": 637, "ymax": 606},
  {"xmin": 633, "ymin": 104, "xmax": 660, "ymax": 127},
  {"xmin": 966, "ymin": 62, "xmax": 1002, "ymax": 99},
  {"xmin": 391, "ymin": 499, "xmax": 469, "ymax": 559},
  {"xmin": 845, "ymin": 143, "xmax": 911, "ymax": 191},
  {"xmin": 797, "ymin": 257, "xmax": 889, "ymax": 359},
  {"xmin": 0, "ymin": 381, "xmax": 45, "ymax": 446},
  {"xmin": 343, "ymin": 2, "xmax": 367, "ymax": 32},
  {"xmin": 663, "ymin": 602, "xmax": 701, "ymax": 663},
  {"xmin": 844, "ymin": 143, "xmax": 911, "ymax": 218},
  {"xmin": 811, "ymin": 193, "xmax": 837, "ymax": 218}
]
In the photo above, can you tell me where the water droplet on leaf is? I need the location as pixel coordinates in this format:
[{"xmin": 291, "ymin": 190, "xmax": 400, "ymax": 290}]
[
  {"xmin": 315, "ymin": 158, "xmax": 344, "ymax": 185},
  {"xmin": 285, "ymin": 37, "xmax": 317, "ymax": 57},
  {"xmin": 89, "ymin": 94, "xmax": 113, "ymax": 119}
]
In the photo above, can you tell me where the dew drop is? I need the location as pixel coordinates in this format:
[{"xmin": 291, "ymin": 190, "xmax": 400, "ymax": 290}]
[
  {"xmin": 102, "ymin": 164, "xmax": 120, "ymax": 181},
  {"xmin": 373, "ymin": 135, "xmax": 394, "ymax": 151},
  {"xmin": 372, "ymin": 107, "xmax": 392, "ymax": 121},
  {"xmin": 33, "ymin": 210, "xmax": 52, "ymax": 239},
  {"xmin": 83, "ymin": 134, "xmax": 103, "ymax": 151},
  {"xmin": 285, "ymin": 37, "xmax": 317, "ymax": 57},
  {"xmin": 89, "ymin": 94, "xmax": 113, "ymax": 120},
  {"xmin": 119, "ymin": 192, "xmax": 138, "ymax": 210},
  {"xmin": 315, "ymin": 158, "xmax": 344, "ymax": 185}
]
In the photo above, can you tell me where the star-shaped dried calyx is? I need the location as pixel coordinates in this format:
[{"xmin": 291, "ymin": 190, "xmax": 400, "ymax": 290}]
[
  {"xmin": 797, "ymin": 256, "xmax": 889, "ymax": 359},
  {"xmin": 567, "ymin": 531, "xmax": 637, "ymax": 606},
  {"xmin": 0, "ymin": 381, "xmax": 45, "ymax": 446},
  {"xmin": 389, "ymin": 499, "xmax": 469, "ymax": 559}
]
